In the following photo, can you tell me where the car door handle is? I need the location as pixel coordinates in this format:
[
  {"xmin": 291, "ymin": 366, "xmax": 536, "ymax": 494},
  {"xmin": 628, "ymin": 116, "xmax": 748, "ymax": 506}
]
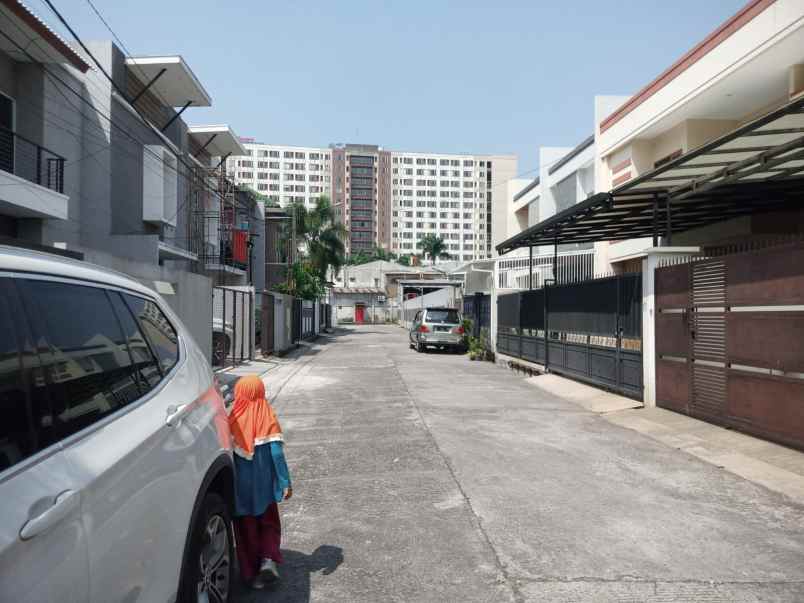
[
  {"xmin": 165, "ymin": 403, "xmax": 191, "ymax": 427},
  {"xmin": 20, "ymin": 490, "xmax": 80, "ymax": 540}
]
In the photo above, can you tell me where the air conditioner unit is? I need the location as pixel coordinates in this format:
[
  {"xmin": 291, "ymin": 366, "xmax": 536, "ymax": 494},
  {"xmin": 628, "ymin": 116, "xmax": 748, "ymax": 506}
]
[{"xmin": 142, "ymin": 145, "xmax": 178, "ymax": 227}]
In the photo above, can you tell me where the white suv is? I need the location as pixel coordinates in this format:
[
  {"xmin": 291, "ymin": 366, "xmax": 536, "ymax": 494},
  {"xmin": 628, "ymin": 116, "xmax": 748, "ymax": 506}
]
[{"xmin": 0, "ymin": 246, "xmax": 235, "ymax": 602}]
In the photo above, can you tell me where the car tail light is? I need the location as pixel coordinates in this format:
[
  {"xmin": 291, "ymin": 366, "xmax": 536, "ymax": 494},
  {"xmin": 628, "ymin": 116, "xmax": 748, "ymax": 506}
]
[
  {"xmin": 452, "ymin": 325, "xmax": 464, "ymax": 335},
  {"xmin": 418, "ymin": 324, "xmax": 429, "ymax": 333}
]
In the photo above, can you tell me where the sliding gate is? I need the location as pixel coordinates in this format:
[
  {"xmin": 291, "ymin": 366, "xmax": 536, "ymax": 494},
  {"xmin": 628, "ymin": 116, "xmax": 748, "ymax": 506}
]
[
  {"xmin": 497, "ymin": 273, "xmax": 643, "ymax": 400},
  {"xmin": 655, "ymin": 242, "xmax": 804, "ymax": 450}
]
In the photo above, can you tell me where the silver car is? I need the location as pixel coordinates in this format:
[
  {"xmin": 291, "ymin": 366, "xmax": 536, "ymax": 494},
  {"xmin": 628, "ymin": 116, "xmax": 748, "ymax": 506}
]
[
  {"xmin": 409, "ymin": 307, "xmax": 465, "ymax": 353},
  {"xmin": 0, "ymin": 246, "xmax": 235, "ymax": 603}
]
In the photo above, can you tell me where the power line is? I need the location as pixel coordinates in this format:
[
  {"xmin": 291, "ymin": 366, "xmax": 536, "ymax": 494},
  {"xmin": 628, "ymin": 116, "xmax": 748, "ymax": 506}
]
[{"xmin": 0, "ymin": 22, "xmax": 227, "ymax": 231}]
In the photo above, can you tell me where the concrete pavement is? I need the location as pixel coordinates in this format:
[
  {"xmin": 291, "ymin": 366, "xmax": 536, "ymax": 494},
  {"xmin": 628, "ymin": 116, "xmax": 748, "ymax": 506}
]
[{"xmin": 233, "ymin": 325, "xmax": 804, "ymax": 602}]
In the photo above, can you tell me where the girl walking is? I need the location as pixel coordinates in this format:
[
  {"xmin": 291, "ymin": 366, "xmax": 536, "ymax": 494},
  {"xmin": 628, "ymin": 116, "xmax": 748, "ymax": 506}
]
[{"xmin": 228, "ymin": 375, "xmax": 293, "ymax": 589}]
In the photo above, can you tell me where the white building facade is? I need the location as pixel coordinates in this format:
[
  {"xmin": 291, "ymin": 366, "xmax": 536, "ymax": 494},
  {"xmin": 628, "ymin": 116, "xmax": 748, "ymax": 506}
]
[
  {"xmin": 390, "ymin": 151, "xmax": 517, "ymax": 262},
  {"xmin": 227, "ymin": 142, "xmax": 518, "ymax": 262},
  {"xmin": 226, "ymin": 142, "xmax": 332, "ymax": 208}
]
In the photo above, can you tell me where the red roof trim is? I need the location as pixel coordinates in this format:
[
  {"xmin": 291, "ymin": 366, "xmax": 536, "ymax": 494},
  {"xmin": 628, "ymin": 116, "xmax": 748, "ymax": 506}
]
[
  {"xmin": 599, "ymin": 0, "xmax": 776, "ymax": 134},
  {"xmin": 0, "ymin": 0, "xmax": 91, "ymax": 73}
]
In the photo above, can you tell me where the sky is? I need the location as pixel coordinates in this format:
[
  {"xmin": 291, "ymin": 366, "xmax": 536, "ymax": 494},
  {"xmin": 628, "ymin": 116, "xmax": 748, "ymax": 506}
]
[{"xmin": 47, "ymin": 0, "xmax": 747, "ymax": 177}]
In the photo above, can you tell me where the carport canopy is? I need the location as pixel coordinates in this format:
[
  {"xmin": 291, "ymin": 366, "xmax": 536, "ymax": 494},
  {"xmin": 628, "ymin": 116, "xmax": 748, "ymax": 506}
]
[{"xmin": 496, "ymin": 96, "xmax": 804, "ymax": 255}]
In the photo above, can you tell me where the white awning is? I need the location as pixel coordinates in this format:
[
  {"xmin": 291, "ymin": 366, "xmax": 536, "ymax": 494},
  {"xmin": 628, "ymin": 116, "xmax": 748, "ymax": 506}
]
[
  {"xmin": 125, "ymin": 56, "xmax": 211, "ymax": 107},
  {"xmin": 188, "ymin": 125, "xmax": 247, "ymax": 158}
]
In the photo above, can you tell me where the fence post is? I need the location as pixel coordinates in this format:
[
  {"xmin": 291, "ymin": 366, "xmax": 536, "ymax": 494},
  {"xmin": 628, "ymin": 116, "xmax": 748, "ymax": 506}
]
[
  {"xmin": 544, "ymin": 280, "xmax": 550, "ymax": 371},
  {"xmin": 231, "ymin": 290, "xmax": 237, "ymax": 368},
  {"xmin": 221, "ymin": 287, "xmax": 226, "ymax": 368},
  {"xmin": 615, "ymin": 275, "xmax": 622, "ymax": 391}
]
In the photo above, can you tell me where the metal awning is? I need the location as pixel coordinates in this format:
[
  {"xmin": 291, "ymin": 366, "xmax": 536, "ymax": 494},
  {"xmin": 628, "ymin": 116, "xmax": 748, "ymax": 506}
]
[
  {"xmin": 125, "ymin": 56, "xmax": 212, "ymax": 107},
  {"xmin": 497, "ymin": 95, "xmax": 804, "ymax": 254},
  {"xmin": 187, "ymin": 125, "xmax": 247, "ymax": 158}
]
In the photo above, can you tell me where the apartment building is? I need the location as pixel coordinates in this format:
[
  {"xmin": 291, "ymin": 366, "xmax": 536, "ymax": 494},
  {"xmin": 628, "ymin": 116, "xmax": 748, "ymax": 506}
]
[
  {"xmin": 226, "ymin": 142, "xmax": 332, "ymax": 207},
  {"xmin": 227, "ymin": 141, "xmax": 518, "ymax": 261},
  {"xmin": 0, "ymin": 0, "xmax": 255, "ymax": 359},
  {"xmin": 330, "ymin": 144, "xmax": 393, "ymax": 254},
  {"xmin": 390, "ymin": 151, "xmax": 517, "ymax": 262}
]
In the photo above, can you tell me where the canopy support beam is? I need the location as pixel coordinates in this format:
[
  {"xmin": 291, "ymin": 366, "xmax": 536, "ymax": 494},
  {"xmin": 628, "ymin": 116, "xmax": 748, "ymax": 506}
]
[
  {"xmin": 161, "ymin": 100, "xmax": 192, "ymax": 132},
  {"xmin": 131, "ymin": 67, "xmax": 167, "ymax": 104},
  {"xmin": 194, "ymin": 133, "xmax": 219, "ymax": 157}
]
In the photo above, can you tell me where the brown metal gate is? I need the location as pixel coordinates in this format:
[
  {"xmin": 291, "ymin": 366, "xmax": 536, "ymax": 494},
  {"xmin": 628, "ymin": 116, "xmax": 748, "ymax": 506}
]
[{"xmin": 655, "ymin": 242, "xmax": 804, "ymax": 450}]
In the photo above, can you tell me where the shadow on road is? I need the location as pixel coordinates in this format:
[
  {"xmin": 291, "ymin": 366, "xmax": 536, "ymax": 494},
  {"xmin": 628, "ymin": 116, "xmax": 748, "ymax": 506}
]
[{"xmin": 233, "ymin": 545, "xmax": 344, "ymax": 602}]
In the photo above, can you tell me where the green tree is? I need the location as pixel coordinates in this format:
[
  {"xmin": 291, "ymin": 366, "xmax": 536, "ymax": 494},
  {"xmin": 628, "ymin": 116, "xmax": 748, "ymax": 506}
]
[
  {"xmin": 346, "ymin": 246, "xmax": 397, "ymax": 266},
  {"xmin": 417, "ymin": 234, "xmax": 451, "ymax": 265},
  {"xmin": 274, "ymin": 260, "xmax": 325, "ymax": 300},
  {"xmin": 289, "ymin": 196, "xmax": 347, "ymax": 280}
]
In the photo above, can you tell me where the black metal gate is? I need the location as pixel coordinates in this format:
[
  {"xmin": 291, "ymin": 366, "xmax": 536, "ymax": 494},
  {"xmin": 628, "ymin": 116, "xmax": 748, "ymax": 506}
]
[
  {"xmin": 212, "ymin": 286, "xmax": 254, "ymax": 367},
  {"xmin": 463, "ymin": 293, "xmax": 491, "ymax": 338},
  {"xmin": 291, "ymin": 298, "xmax": 301, "ymax": 343},
  {"xmin": 261, "ymin": 294, "xmax": 275, "ymax": 355},
  {"xmin": 497, "ymin": 273, "xmax": 643, "ymax": 400},
  {"xmin": 301, "ymin": 302, "xmax": 315, "ymax": 339}
]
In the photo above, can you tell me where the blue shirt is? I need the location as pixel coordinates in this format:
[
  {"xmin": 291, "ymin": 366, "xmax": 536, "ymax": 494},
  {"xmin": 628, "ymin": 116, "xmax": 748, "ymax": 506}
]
[{"xmin": 233, "ymin": 441, "xmax": 291, "ymax": 517}]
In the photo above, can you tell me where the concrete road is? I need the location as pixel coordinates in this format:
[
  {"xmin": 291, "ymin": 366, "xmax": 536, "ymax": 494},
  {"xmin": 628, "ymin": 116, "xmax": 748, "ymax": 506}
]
[{"xmin": 233, "ymin": 325, "xmax": 804, "ymax": 602}]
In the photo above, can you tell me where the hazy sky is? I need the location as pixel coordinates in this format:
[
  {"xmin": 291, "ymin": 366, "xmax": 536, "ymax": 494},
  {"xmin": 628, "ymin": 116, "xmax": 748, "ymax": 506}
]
[{"xmin": 50, "ymin": 0, "xmax": 747, "ymax": 176}]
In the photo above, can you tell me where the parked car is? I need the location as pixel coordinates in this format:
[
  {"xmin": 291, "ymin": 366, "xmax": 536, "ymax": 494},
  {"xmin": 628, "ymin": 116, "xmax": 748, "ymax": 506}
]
[
  {"xmin": 409, "ymin": 307, "xmax": 465, "ymax": 353},
  {"xmin": 212, "ymin": 316, "xmax": 233, "ymax": 367},
  {"xmin": 0, "ymin": 246, "xmax": 235, "ymax": 603}
]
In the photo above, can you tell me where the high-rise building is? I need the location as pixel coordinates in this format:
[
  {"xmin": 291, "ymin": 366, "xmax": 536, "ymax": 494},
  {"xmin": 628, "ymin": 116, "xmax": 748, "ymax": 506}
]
[
  {"xmin": 227, "ymin": 140, "xmax": 517, "ymax": 261},
  {"xmin": 390, "ymin": 151, "xmax": 517, "ymax": 261},
  {"xmin": 226, "ymin": 142, "xmax": 332, "ymax": 208},
  {"xmin": 331, "ymin": 144, "xmax": 393, "ymax": 254}
]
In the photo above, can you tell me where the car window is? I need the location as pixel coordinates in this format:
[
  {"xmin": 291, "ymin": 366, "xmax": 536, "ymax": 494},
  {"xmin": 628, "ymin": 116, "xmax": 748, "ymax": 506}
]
[
  {"xmin": 123, "ymin": 294, "xmax": 178, "ymax": 374},
  {"xmin": 18, "ymin": 279, "xmax": 144, "ymax": 442},
  {"xmin": 0, "ymin": 282, "xmax": 32, "ymax": 471},
  {"xmin": 109, "ymin": 292, "xmax": 163, "ymax": 391},
  {"xmin": 425, "ymin": 309, "xmax": 460, "ymax": 324}
]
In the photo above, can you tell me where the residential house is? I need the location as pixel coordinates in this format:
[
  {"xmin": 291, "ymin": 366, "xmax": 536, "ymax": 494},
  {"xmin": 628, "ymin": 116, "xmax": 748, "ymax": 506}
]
[
  {"xmin": 0, "ymin": 0, "xmax": 252, "ymax": 360},
  {"xmin": 494, "ymin": 0, "xmax": 804, "ymax": 450}
]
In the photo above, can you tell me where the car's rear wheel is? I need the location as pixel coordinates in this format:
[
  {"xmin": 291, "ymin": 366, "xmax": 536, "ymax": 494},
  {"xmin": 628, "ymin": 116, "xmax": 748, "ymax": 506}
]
[{"xmin": 179, "ymin": 492, "xmax": 232, "ymax": 603}]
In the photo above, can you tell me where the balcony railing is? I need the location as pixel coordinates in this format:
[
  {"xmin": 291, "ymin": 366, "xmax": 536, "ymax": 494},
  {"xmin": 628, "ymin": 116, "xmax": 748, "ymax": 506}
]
[{"xmin": 0, "ymin": 126, "xmax": 65, "ymax": 193}]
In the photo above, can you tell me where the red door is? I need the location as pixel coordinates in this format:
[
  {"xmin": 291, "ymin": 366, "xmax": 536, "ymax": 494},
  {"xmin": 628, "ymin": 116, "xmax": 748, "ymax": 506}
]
[{"xmin": 355, "ymin": 305, "xmax": 365, "ymax": 324}]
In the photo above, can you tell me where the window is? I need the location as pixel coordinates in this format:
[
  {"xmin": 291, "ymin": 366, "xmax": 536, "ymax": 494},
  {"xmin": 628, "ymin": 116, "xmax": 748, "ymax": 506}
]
[
  {"xmin": 123, "ymin": 294, "xmax": 178, "ymax": 374},
  {"xmin": 269, "ymin": 162, "xmax": 279, "ymax": 169},
  {"xmin": 0, "ymin": 282, "xmax": 33, "ymax": 470},
  {"xmin": 109, "ymin": 293, "xmax": 162, "ymax": 390},
  {"xmin": 17, "ymin": 280, "xmax": 148, "ymax": 444},
  {"xmin": 269, "ymin": 150, "xmax": 280, "ymax": 158}
]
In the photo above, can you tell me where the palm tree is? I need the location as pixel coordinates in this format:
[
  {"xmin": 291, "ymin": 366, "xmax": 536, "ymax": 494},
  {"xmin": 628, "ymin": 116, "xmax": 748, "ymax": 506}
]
[
  {"xmin": 417, "ymin": 234, "xmax": 451, "ymax": 265},
  {"xmin": 289, "ymin": 196, "xmax": 347, "ymax": 280}
]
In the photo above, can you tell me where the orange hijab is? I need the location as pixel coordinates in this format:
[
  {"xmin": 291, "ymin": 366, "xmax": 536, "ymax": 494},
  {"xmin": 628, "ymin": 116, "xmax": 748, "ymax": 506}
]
[{"xmin": 228, "ymin": 375, "xmax": 283, "ymax": 460}]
